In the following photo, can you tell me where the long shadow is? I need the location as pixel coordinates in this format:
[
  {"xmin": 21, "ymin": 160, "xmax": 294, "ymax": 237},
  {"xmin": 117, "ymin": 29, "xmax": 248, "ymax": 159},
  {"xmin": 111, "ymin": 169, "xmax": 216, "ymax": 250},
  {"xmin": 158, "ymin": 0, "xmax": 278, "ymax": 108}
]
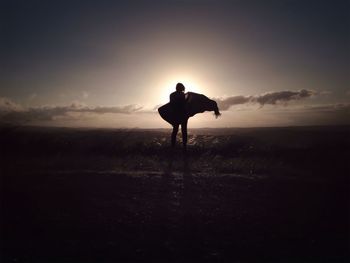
[
  {"xmin": 180, "ymin": 154, "xmax": 199, "ymax": 260},
  {"xmin": 155, "ymin": 151, "xmax": 198, "ymax": 260},
  {"xmin": 152, "ymin": 151, "xmax": 176, "ymax": 259}
]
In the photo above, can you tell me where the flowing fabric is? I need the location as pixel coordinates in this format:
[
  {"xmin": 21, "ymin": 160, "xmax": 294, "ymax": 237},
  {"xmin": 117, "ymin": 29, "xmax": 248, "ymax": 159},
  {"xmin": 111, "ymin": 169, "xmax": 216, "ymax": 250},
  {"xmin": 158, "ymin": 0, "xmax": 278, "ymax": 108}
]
[{"xmin": 158, "ymin": 92, "xmax": 220, "ymax": 126}]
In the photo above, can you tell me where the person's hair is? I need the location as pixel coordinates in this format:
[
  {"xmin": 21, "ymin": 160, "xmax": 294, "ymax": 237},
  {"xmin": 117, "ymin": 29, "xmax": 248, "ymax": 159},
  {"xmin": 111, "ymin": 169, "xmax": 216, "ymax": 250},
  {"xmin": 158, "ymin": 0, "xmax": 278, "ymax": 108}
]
[{"xmin": 176, "ymin": 83, "xmax": 185, "ymax": 92}]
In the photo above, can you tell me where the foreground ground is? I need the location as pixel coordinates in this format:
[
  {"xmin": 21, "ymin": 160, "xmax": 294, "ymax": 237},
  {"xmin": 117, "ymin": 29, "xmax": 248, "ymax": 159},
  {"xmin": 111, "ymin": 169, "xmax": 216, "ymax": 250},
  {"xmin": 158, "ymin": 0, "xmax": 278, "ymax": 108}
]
[{"xmin": 1, "ymin": 126, "xmax": 349, "ymax": 262}]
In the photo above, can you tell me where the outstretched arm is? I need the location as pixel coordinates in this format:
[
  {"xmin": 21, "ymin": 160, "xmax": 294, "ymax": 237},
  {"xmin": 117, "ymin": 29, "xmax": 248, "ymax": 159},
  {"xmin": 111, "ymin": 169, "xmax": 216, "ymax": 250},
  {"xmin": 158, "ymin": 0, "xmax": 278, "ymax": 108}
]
[{"xmin": 214, "ymin": 108, "xmax": 221, "ymax": 118}]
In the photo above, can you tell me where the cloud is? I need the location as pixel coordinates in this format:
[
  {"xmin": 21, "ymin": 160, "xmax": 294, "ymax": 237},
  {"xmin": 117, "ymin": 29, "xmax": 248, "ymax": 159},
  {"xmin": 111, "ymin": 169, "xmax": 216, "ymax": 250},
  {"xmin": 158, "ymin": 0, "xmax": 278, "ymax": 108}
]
[
  {"xmin": 82, "ymin": 91, "xmax": 89, "ymax": 99},
  {"xmin": 1, "ymin": 92, "xmax": 347, "ymax": 126},
  {"xmin": 28, "ymin": 93, "xmax": 37, "ymax": 100},
  {"xmin": 215, "ymin": 89, "xmax": 315, "ymax": 110},
  {"xmin": 255, "ymin": 89, "xmax": 315, "ymax": 106},
  {"xmin": 299, "ymin": 103, "xmax": 350, "ymax": 113},
  {"xmin": 0, "ymin": 97, "xmax": 24, "ymax": 112},
  {"xmin": 0, "ymin": 97, "xmax": 142, "ymax": 123},
  {"xmin": 319, "ymin": 90, "xmax": 332, "ymax": 95},
  {"xmin": 215, "ymin": 95, "xmax": 253, "ymax": 110}
]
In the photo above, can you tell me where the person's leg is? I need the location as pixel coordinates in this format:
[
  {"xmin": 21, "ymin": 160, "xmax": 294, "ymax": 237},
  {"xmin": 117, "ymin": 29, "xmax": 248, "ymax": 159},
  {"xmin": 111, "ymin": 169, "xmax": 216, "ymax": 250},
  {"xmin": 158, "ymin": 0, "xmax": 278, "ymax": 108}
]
[
  {"xmin": 171, "ymin": 124, "xmax": 179, "ymax": 147},
  {"xmin": 181, "ymin": 119, "xmax": 188, "ymax": 149}
]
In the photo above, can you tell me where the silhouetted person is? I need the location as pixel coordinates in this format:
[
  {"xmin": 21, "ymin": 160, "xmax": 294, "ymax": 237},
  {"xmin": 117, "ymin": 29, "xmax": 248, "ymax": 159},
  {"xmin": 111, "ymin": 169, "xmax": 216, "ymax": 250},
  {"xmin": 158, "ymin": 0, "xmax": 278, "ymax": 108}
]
[
  {"xmin": 158, "ymin": 84, "xmax": 221, "ymax": 150},
  {"xmin": 170, "ymin": 83, "xmax": 188, "ymax": 150}
]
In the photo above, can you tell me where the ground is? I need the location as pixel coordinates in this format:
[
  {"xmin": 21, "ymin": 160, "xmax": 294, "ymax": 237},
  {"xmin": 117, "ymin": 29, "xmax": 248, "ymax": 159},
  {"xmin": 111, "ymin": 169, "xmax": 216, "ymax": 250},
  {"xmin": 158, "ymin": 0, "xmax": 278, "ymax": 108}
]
[{"xmin": 1, "ymin": 126, "xmax": 349, "ymax": 262}]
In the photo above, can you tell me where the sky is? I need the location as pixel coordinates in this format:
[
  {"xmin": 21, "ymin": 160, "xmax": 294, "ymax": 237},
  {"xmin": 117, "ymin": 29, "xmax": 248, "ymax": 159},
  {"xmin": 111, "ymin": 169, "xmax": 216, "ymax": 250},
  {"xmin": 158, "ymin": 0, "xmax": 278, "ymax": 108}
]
[{"xmin": 1, "ymin": 0, "xmax": 349, "ymax": 128}]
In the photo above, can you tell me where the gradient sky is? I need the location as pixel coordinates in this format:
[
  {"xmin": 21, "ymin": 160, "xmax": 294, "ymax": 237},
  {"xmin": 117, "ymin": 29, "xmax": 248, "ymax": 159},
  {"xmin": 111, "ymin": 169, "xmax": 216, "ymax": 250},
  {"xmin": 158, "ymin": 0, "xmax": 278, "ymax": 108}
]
[{"xmin": 1, "ymin": 0, "xmax": 349, "ymax": 127}]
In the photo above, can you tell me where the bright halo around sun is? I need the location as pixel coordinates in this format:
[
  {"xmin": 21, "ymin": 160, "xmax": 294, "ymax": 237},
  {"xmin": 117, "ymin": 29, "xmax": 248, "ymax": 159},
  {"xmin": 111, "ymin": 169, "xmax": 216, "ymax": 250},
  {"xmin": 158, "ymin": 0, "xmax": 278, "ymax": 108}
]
[{"xmin": 159, "ymin": 76, "xmax": 205, "ymax": 104}]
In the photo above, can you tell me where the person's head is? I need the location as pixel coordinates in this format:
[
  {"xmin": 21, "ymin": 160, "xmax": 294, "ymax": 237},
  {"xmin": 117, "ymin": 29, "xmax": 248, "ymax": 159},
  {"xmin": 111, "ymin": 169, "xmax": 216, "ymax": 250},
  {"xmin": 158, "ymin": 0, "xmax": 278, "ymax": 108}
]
[{"xmin": 176, "ymin": 83, "xmax": 185, "ymax": 92}]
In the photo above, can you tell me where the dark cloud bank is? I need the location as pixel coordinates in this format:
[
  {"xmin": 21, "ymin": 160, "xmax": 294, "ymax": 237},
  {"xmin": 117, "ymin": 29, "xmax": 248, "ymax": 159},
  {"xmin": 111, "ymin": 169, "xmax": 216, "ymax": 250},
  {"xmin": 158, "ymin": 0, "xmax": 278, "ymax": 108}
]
[
  {"xmin": 0, "ymin": 99, "xmax": 142, "ymax": 123},
  {"xmin": 0, "ymin": 89, "xmax": 349, "ymax": 125},
  {"xmin": 215, "ymin": 89, "xmax": 315, "ymax": 110}
]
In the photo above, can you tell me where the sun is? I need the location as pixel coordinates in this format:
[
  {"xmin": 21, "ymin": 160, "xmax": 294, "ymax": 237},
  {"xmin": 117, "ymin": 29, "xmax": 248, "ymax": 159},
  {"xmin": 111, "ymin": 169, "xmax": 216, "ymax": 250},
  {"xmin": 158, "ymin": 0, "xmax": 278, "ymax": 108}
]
[{"xmin": 158, "ymin": 76, "xmax": 205, "ymax": 104}]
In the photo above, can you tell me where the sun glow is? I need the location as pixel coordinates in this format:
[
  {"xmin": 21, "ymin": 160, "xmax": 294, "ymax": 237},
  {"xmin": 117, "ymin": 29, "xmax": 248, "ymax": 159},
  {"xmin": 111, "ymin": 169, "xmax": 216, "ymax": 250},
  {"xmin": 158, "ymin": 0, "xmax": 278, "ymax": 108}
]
[{"xmin": 158, "ymin": 76, "xmax": 206, "ymax": 104}]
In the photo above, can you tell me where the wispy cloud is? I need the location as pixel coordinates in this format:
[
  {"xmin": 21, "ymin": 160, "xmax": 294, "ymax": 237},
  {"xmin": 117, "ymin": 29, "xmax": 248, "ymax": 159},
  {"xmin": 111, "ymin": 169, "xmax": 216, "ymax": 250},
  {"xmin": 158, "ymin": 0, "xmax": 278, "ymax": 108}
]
[
  {"xmin": 298, "ymin": 103, "xmax": 350, "ymax": 112},
  {"xmin": 0, "ymin": 97, "xmax": 142, "ymax": 123},
  {"xmin": 28, "ymin": 93, "xmax": 38, "ymax": 100},
  {"xmin": 0, "ymin": 97, "xmax": 24, "ymax": 112},
  {"xmin": 215, "ymin": 95, "xmax": 253, "ymax": 111},
  {"xmin": 319, "ymin": 90, "xmax": 332, "ymax": 95},
  {"xmin": 215, "ymin": 89, "xmax": 315, "ymax": 110},
  {"xmin": 1, "ymin": 90, "xmax": 348, "ymax": 126}
]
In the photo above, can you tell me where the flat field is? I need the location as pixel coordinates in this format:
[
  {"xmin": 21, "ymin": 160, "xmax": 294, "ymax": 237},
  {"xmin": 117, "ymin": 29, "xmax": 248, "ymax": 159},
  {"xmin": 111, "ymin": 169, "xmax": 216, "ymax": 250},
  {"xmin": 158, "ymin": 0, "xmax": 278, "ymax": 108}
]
[{"xmin": 1, "ymin": 126, "xmax": 349, "ymax": 262}]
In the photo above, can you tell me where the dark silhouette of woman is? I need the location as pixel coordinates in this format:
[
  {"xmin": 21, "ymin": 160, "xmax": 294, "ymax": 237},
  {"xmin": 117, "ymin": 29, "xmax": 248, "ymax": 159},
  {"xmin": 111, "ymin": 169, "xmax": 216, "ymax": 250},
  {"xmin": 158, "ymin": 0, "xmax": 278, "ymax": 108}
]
[
  {"xmin": 158, "ymin": 82, "xmax": 220, "ymax": 150},
  {"xmin": 170, "ymin": 83, "xmax": 188, "ymax": 150}
]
